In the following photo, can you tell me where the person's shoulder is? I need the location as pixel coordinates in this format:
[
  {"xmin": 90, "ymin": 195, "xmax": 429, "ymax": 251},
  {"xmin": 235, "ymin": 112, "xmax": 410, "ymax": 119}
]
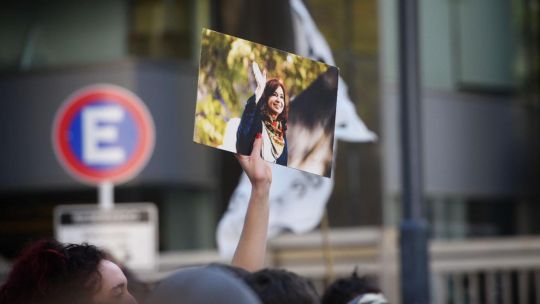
[{"xmin": 246, "ymin": 94, "xmax": 256, "ymax": 104}]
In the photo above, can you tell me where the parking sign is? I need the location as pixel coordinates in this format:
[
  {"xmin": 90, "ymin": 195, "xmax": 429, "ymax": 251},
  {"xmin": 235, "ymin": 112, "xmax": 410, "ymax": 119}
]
[{"xmin": 52, "ymin": 84, "xmax": 155, "ymax": 184}]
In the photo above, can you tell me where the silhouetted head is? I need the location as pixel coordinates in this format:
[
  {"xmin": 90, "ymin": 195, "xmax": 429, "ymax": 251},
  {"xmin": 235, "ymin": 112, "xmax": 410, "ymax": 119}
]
[
  {"xmin": 148, "ymin": 266, "xmax": 260, "ymax": 304},
  {"xmin": 244, "ymin": 268, "xmax": 320, "ymax": 304},
  {"xmin": 321, "ymin": 270, "xmax": 382, "ymax": 304}
]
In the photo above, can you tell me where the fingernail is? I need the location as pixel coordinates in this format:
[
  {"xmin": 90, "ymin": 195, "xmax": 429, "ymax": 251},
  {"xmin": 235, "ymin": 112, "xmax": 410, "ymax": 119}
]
[{"xmin": 256, "ymin": 133, "xmax": 261, "ymax": 139}]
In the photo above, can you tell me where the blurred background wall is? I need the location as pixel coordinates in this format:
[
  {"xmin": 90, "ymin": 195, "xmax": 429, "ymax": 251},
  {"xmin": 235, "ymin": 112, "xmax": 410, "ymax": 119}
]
[{"xmin": 381, "ymin": 0, "xmax": 540, "ymax": 239}]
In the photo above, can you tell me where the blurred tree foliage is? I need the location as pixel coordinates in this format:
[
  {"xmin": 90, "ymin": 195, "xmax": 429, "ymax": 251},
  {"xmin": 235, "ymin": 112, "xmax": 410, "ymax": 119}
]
[{"xmin": 194, "ymin": 28, "xmax": 329, "ymax": 147}]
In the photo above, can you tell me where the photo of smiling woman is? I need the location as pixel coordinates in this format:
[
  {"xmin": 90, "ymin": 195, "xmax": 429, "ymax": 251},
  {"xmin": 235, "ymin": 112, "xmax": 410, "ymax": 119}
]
[
  {"xmin": 194, "ymin": 29, "xmax": 338, "ymax": 176},
  {"xmin": 236, "ymin": 63, "xmax": 289, "ymax": 165}
]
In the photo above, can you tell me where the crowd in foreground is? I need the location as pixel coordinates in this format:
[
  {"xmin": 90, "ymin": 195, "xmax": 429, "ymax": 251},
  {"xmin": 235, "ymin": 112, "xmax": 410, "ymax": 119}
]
[{"xmin": 0, "ymin": 136, "xmax": 388, "ymax": 304}]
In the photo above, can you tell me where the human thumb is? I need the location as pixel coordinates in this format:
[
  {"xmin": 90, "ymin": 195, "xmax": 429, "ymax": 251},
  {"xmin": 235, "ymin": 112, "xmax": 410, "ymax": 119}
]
[{"xmin": 251, "ymin": 133, "xmax": 262, "ymax": 157}]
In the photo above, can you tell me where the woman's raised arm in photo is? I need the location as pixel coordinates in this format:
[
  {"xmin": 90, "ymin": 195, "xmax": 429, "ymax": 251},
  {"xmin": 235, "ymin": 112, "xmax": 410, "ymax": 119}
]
[{"xmin": 252, "ymin": 61, "xmax": 266, "ymax": 103}]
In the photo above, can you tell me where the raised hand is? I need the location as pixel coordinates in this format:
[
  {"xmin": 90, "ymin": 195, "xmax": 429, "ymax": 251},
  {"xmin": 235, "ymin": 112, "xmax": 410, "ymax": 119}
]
[
  {"xmin": 232, "ymin": 133, "xmax": 271, "ymax": 271},
  {"xmin": 252, "ymin": 61, "xmax": 267, "ymax": 103},
  {"xmin": 235, "ymin": 133, "xmax": 271, "ymax": 190}
]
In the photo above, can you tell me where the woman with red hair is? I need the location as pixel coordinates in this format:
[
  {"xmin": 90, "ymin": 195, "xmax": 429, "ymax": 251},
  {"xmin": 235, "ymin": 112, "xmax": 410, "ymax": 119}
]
[{"xmin": 0, "ymin": 240, "xmax": 137, "ymax": 304}]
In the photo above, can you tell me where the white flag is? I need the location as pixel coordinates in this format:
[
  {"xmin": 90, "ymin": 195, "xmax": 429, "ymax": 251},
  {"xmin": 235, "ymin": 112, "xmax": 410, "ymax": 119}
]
[{"xmin": 216, "ymin": 0, "xmax": 377, "ymax": 259}]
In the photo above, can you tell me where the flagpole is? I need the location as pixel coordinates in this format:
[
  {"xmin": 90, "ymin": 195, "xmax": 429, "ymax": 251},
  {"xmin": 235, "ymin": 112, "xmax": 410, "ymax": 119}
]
[
  {"xmin": 397, "ymin": 0, "xmax": 431, "ymax": 303},
  {"xmin": 320, "ymin": 208, "xmax": 335, "ymax": 284}
]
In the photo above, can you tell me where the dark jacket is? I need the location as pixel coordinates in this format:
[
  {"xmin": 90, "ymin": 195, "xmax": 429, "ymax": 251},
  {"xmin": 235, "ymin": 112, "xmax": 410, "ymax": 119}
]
[{"xmin": 236, "ymin": 95, "xmax": 288, "ymax": 165}]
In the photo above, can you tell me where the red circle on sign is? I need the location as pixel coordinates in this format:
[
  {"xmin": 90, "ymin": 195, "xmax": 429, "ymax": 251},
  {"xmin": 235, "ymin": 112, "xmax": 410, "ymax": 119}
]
[{"xmin": 52, "ymin": 84, "xmax": 155, "ymax": 184}]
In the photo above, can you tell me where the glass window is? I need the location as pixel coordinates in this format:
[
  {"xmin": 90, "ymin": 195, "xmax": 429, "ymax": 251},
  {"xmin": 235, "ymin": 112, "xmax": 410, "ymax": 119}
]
[
  {"xmin": 0, "ymin": 1, "xmax": 129, "ymax": 71},
  {"xmin": 128, "ymin": 0, "xmax": 193, "ymax": 60}
]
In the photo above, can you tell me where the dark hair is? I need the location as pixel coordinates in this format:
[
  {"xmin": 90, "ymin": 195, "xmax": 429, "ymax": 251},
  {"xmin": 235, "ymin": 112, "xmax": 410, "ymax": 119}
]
[
  {"xmin": 244, "ymin": 268, "xmax": 320, "ymax": 304},
  {"xmin": 0, "ymin": 239, "xmax": 104, "ymax": 304},
  {"xmin": 259, "ymin": 78, "xmax": 289, "ymax": 125},
  {"xmin": 321, "ymin": 270, "xmax": 381, "ymax": 304}
]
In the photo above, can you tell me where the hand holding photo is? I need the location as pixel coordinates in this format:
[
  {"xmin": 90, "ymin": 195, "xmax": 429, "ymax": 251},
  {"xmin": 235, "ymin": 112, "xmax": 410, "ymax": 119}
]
[{"xmin": 193, "ymin": 29, "xmax": 339, "ymax": 177}]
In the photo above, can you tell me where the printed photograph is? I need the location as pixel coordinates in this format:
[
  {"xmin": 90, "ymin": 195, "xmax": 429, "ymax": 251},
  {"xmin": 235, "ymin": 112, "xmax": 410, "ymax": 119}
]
[{"xmin": 193, "ymin": 29, "xmax": 338, "ymax": 177}]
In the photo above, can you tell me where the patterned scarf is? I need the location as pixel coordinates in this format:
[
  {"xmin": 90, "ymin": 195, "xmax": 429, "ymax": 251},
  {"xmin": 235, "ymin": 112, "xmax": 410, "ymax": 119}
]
[{"xmin": 262, "ymin": 115, "xmax": 285, "ymax": 159}]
